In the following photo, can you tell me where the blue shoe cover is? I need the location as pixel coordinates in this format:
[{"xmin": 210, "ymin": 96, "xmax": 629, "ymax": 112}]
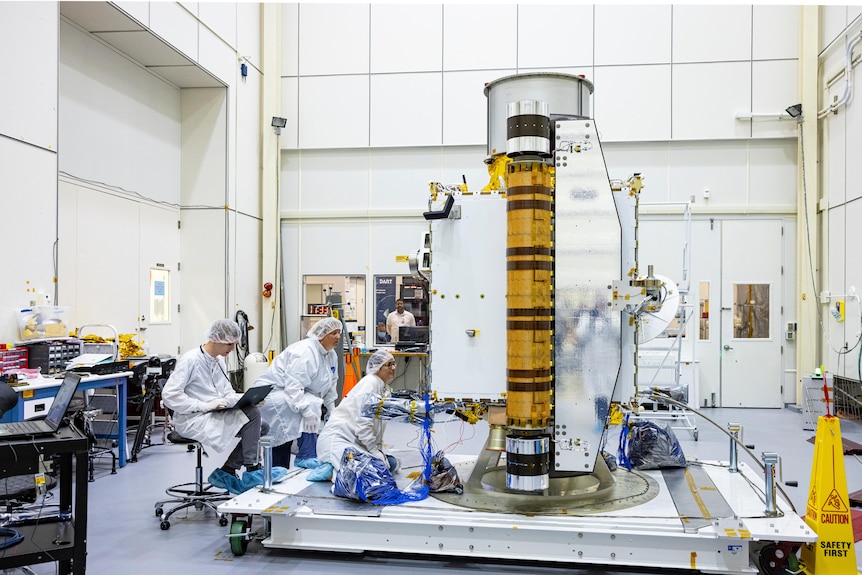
[
  {"xmin": 240, "ymin": 469, "xmax": 266, "ymax": 491},
  {"xmin": 271, "ymin": 466, "xmax": 289, "ymax": 483},
  {"xmin": 295, "ymin": 457, "xmax": 320, "ymax": 469},
  {"xmin": 386, "ymin": 454, "xmax": 400, "ymax": 474},
  {"xmin": 306, "ymin": 462, "xmax": 333, "ymax": 482},
  {"xmin": 207, "ymin": 469, "xmax": 244, "ymax": 495}
]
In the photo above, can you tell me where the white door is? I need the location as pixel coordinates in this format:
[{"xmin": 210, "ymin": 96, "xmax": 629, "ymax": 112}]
[{"xmin": 720, "ymin": 220, "xmax": 783, "ymax": 408}]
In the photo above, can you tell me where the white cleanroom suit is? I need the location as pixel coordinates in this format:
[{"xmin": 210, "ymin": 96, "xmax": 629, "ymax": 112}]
[
  {"xmin": 162, "ymin": 347, "xmax": 247, "ymax": 455},
  {"xmin": 316, "ymin": 350, "xmax": 395, "ymax": 471}
]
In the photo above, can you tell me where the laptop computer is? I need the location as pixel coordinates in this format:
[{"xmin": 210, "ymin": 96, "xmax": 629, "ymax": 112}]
[
  {"xmin": 216, "ymin": 384, "xmax": 273, "ymax": 411},
  {"xmin": 0, "ymin": 372, "xmax": 83, "ymax": 439}
]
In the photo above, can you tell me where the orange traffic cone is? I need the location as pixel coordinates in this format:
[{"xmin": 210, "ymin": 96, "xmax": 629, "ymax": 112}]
[{"xmin": 800, "ymin": 384, "xmax": 859, "ymax": 574}]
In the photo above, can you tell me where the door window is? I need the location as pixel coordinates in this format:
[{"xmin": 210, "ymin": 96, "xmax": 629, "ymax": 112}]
[{"xmin": 732, "ymin": 283, "xmax": 770, "ymax": 339}]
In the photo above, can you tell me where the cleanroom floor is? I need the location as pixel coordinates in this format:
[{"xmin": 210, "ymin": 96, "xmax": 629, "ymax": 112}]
[{"xmin": 12, "ymin": 406, "xmax": 862, "ymax": 575}]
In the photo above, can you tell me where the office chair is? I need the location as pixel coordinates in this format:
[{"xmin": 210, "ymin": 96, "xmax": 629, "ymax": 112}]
[{"xmin": 153, "ymin": 378, "xmax": 231, "ymax": 530}]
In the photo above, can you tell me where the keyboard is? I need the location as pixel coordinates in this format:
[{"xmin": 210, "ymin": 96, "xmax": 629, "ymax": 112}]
[{"xmin": 0, "ymin": 420, "xmax": 46, "ymax": 434}]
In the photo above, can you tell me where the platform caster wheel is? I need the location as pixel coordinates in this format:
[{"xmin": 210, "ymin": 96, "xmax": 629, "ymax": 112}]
[
  {"xmin": 155, "ymin": 507, "xmax": 163, "ymax": 517},
  {"xmin": 160, "ymin": 520, "xmax": 170, "ymax": 530},
  {"xmin": 758, "ymin": 543, "xmax": 792, "ymax": 574},
  {"xmin": 219, "ymin": 515, "xmax": 229, "ymax": 527},
  {"xmin": 229, "ymin": 519, "xmax": 249, "ymax": 556}
]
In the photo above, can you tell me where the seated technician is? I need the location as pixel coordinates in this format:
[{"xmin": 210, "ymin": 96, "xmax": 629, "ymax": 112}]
[
  {"xmin": 310, "ymin": 349, "xmax": 398, "ymax": 481},
  {"xmin": 161, "ymin": 319, "xmax": 286, "ymax": 494}
]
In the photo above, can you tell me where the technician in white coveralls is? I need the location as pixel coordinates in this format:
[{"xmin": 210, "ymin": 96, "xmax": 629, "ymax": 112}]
[
  {"xmin": 256, "ymin": 317, "xmax": 341, "ymax": 469},
  {"xmin": 309, "ymin": 349, "xmax": 398, "ymax": 482},
  {"xmin": 161, "ymin": 319, "xmax": 286, "ymax": 494}
]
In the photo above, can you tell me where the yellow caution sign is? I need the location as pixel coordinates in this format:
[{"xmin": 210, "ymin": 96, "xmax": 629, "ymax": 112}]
[{"xmin": 800, "ymin": 414, "xmax": 858, "ymax": 574}]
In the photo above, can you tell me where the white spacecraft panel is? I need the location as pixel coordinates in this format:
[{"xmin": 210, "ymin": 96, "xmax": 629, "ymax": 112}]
[{"xmin": 428, "ymin": 193, "xmax": 507, "ymax": 401}]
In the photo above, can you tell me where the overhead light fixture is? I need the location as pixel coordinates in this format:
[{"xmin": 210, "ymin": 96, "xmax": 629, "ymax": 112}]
[
  {"xmin": 271, "ymin": 116, "xmax": 287, "ymax": 135},
  {"xmin": 785, "ymin": 104, "xmax": 803, "ymax": 123}
]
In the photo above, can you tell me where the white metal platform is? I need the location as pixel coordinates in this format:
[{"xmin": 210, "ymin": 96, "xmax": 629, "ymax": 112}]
[{"xmin": 218, "ymin": 455, "xmax": 815, "ymax": 574}]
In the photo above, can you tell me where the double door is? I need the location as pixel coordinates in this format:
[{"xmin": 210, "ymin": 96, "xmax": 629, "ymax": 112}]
[{"xmin": 639, "ymin": 217, "xmax": 787, "ymax": 408}]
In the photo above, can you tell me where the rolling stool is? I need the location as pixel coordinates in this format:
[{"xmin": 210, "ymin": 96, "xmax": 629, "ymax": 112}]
[{"xmin": 153, "ymin": 429, "xmax": 231, "ymax": 530}]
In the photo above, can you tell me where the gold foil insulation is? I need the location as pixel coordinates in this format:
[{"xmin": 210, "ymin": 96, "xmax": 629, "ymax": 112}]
[{"xmin": 506, "ymin": 161, "xmax": 553, "ymax": 430}]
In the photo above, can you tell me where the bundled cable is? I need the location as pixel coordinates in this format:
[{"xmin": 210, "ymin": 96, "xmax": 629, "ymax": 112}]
[
  {"xmin": 359, "ymin": 393, "xmax": 448, "ymax": 426},
  {"xmin": 333, "ymin": 394, "xmax": 434, "ymax": 505}
]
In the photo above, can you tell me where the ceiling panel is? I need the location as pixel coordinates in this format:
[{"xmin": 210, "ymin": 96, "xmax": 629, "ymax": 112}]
[{"xmin": 60, "ymin": 1, "xmax": 223, "ymax": 88}]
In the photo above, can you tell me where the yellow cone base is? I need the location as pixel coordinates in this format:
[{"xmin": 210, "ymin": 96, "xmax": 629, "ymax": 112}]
[{"xmin": 800, "ymin": 415, "xmax": 858, "ymax": 574}]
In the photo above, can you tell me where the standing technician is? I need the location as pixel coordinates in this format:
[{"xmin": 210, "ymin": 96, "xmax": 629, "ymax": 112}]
[
  {"xmin": 256, "ymin": 317, "xmax": 341, "ymax": 469},
  {"xmin": 386, "ymin": 299, "xmax": 415, "ymax": 343}
]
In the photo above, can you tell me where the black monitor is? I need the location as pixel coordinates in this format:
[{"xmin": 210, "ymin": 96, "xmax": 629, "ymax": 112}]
[{"xmin": 398, "ymin": 325, "xmax": 429, "ymax": 344}]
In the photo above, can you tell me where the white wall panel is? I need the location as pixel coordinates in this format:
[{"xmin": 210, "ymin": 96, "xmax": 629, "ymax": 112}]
[
  {"xmin": 150, "ymin": 2, "xmax": 199, "ymax": 61},
  {"xmin": 371, "ymin": 4, "xmax": 442, "ymax": 73},
  {"xmin": 181, "ymin": 88, "xmax": 227, "ymax": 207},
  {"xmin": 371, "ymin": 73, "xmax": 442, "ymax": 147},
  {"xmin": 820, "ymin": 6, "xmax": 848, "ymax": 51},
  {"xmin": 594, "ymin": 5, "xmax": 671, "ymax": 66},
  {"xmin": 57, "ymin": 181, "xmax": 79, "ymax": 322},
  {"xmin": 752, "ymin": 5, "xmax": 798, "ymax": 61},
  {"xmin": 602, "ymin": 143, "xmax": 671, "ymax": 203},
  {"xmin": 297, "ymin": 75, "xmax": 369, "ymax": 149},
  {"xmin": 237, "ymin": 2, "xmax": 261, "ymax": 70},
  {"xmin": 368, "ymin": 148, "xmax": 445, "ymax": 209},
  {"xmin": 824, "ymin": 203, "xmax": 844, "ymax": 375},
  {"xmin": 179, "ymin": 209, "xmax": 227, "ymax": 352},
  {"xmin": 367, "ymin": 219, "xmax": 431, "ymax": 271},
  {"xmin": 748, "ymin": 139, "xmax": 797, "ymax": 207},
  {"xmin": 237, "ymin": 68, "xmax": 262, "ymax": 218},
  {"xmin": 59, "ymin": 21, "xmax": 181, "ymax": 204},
  {"xmin": 299, "ymin": 221, "xmax": 371, "ymax": 273},
  {"xmin": 234, "ymin": 212, "xmax": 262, "ymax": 352},
  {"xmin": 180, "ymin": 2, "xmax": 197, "ymax": 17},
  {"xmin": 0, "ymin": 140, "xmax": 57, "ymax": 343},
  {"xmin": 295, "ymin": 150, "xmax": 371, "ymax": 212},
  {"xmin": 281, "ymin": 222, "xmax": 302, "ymax": 342},
  {"xmin": 592, "ymin": 65, "xmax": 671, "ymax": 142},
  {"xmin": 672, "ymin": 5, "xmax": 752, "ymax": 63},
  {"xmin": 668, "ymin": 142, "xmax": 749, "ymax": 206},
  {"xmin": 299, "ymin": 4, "xmax": 369, "ymax": 76},
  {"xmin": 443, "ymin": 4, "xmax": 517, "ymax": 71},
  {"xmin": 199, "ymin": 25, "xmax": 237, "ymax": 86},
  {"xmin": 443, "ymin": 70, "xmax": 503, "ymax": 146},
  {"xmin": 199, "ymin": 2, "xmax": 236, "ymax": 49},
  {"xmin": 70, "ymin": 187, "xmax": 141, "ymax": 330},
  {"xmin": 846, "ymin": 83, "xmax": 862, "ymax": 203},
  {"xmin": 0, "ymin": 2, "xmax": 57, "ymax": 151},
  {"xmin": 280, "ymin": 77, "xmax": 299, "ymax": 149},
  {"xmin": 823, "ymin": 86, "xmax": 847, "ymax": 208},
  {"xmin": 441, "ymin": 146, "xmax": 488, "ymax": 190},
  {"xmin": 846, "ymin": 201, "xmax": 862, "ymax": 305},
  {"xmin": 115, "ymin": 2, "xmax": 149, "ymax": 27},
  {"xmin": 280, "ymin": 150, "xmax": 302, "ymax": 212},
  {"xmin": 751, "ymin": 59, "xmax": 799, "ymax": 139},
  {"xmin": 518, "ymin": 4, "xmax": 593, "ymax": 69},
  {"xmin": 282, "ymin": 3, "xmax": 299, "ymax": 77},
  {"xmin": 672, "ymin": 62, "xmax": 751, "ymax": 140}
]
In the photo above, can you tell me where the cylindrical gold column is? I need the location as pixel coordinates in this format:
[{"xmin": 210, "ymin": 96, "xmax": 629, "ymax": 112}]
[{"xmin": 506, "ymin": 160, "xmax": 553, "ymax": 431}]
